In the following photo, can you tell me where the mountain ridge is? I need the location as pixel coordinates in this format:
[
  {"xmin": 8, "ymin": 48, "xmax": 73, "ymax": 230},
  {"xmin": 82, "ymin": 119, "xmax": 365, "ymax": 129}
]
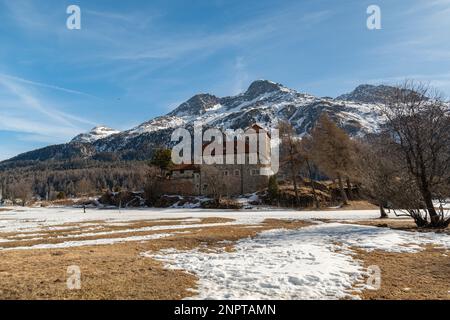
[{"xmin": 1, "ymin": 80, "xmax": 389, "ymax": 164}]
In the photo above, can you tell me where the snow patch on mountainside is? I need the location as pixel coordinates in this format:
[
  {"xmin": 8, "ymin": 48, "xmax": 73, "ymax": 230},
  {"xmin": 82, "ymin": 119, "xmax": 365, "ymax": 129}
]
[
  {"xmin": 128, "ymin": 116, "xmax": 187, "ymax": 135},
  {"xmin": 71, "ymin": 126, "xmax": 120, "ymax": 143}
]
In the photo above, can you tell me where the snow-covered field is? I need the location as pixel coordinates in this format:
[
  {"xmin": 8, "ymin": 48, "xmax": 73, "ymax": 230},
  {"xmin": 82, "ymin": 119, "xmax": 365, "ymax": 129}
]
[
  {"xmin": 147, "ymin": 222, "xmax": 450, "ymax": 299},
  {"xmin": 1, "ymin": 206, "xmax": 449, "ymax": 299},
  {"xmin": 0, "ymin": 206, "xmax": 383, "ymax": 234}
]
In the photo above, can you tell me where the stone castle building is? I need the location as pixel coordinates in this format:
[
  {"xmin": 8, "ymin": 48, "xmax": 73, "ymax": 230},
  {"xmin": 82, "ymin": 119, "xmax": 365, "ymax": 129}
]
[{"xmin": 160, "ymin": 124, "xmax": 272, "ymax": 196}]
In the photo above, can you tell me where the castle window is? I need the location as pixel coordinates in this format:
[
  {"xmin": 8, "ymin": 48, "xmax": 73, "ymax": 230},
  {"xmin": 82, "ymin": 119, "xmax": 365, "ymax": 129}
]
[
  {"xmin": 223, "ymin": 170, "xmax": 229, "ymax": 176},
  {"xmin": 234, "ymin": 169, "xmax": 240, "ymax": 176}
]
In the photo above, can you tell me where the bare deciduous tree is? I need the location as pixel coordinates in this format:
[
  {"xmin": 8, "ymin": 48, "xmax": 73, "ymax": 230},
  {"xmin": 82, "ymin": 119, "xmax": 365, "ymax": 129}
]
[
  {"xmin": 10, "ymin": 181, "xmax": 33, "ymax": 206},
  {"xmin": 355, "ymin": 136, "xmax": 402, "ymax": 218},
  {"xmin": 299, "ymin": 136, "xmax": 320, "ymax": 209},
  {"xmin": 377, "ymin": 81, "xmax": 450, "ymax": 227},
  {"xmin": 278, "ymin": 121, "xmax": 302, "ymax": 206},
  {"xmin": 143, "ymin": 165, "xmax": 163, "ymax": 206}
]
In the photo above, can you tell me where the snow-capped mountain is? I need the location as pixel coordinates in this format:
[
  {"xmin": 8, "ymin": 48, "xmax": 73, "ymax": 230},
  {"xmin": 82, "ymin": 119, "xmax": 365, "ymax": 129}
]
[
  {"xmin": 71, "ymin": 126, "xmax": 120, "ymax": 143},
  {"xmin": 2, "ymin": 80, "xmax": 388, "ymax": 163}
]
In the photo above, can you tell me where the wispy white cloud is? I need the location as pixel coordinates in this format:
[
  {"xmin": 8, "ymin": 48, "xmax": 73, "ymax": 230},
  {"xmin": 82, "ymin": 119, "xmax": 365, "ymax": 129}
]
[
  {"xmin": 0, "ymin": 76, "xmax": 96, "ymax": 143},
  {"xmin": 376, "ymin": 1, "xmax": 450, "ymax": 58},
  {"xmin": 1, "ymin": 0, "xmax": 335, "ymax": 86},
  {"xmin": 402, "ymin": 0, "xmax": 450, "ymax": 15},
  {"xmin": 0, "ymin": 73, "xmax": 99, "ymax": 99},
  {"xmin": 84, "ymin": 8, "xmax": 158, "ymax": 29},
  {"xmin": 360, "ymin": 0, "xmax": 450, "ymax": 98},
  {"xmin": 231, "ymin": 57, "xmax": 250, "ymax": 95},
  {"xmin": 92, "ymin": 5, "xmax": 336, "ymax": 89},
  {"xmin": 0, "ymin": 113, "xmax": 79, "ymax": 138},
  {"xmin": 105, "ymin": 5, "xmax": 334, "ymax": 64},
  {"xmin": 299, "ymin": 10, "xmax": 333, "ymax": 25},
  {"xmin": 84, "ymin": 9, "xmax": 136, "ymax": 23},
  {"xmin": 1, "ymin": 0, "xmax": 48, "ymax": 31},
  {"xmin": 0, "ymin": 77, "xmax": 93, "ymax": 127},
  {"xmin": 107, "ymin": 24, "xmax": 272, "ymax": 62}
]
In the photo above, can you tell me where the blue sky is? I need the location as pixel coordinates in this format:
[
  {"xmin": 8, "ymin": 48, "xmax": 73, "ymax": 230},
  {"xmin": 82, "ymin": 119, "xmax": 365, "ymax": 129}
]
[{"xmin": 0, "ymin": 0, "xmax": 449, "ymax": 160}]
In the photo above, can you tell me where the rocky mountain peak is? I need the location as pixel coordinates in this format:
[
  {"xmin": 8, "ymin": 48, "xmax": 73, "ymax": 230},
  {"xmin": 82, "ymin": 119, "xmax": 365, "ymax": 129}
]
[
  {"xmin": 244, "ymin": 80, "xmax": 285, "ymax": 99},
  {"xmin": 168, "ymin": 93, "xmax": 220, "ymax": 116},
  {"xmin": 337, "ymin": 84, "xmax": 396, "ymax": 104}
]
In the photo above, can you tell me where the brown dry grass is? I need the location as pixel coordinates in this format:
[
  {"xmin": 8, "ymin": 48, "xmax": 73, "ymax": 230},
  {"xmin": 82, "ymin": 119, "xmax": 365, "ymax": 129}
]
[
  {"xmin": 330, "ymin": 218, "xmax": 449, "ymax": 299},
  {"xmin": 35, "ymin": 198, "xmax": 93, "ymax": 207},
  {"xmin": 332, "ymin": 200, "xmax": 379, "ymax": 210},
  {"xmin": 2, "ymin": 214, "xmax": 447, "ymax": 300},
  {"xmin": 340, "ymin": 218, "xmax": 450, "ymax": 235},
  {"xmin": 355, "ymin": 245, "xmax": 450, "ymax": 300},
  {"xmin": 295, "ymin": 200, "xmax": 379, "ymax": 211},
  {"xmin": 0, "ymin": 217, "xmax": 235, "ymax": 248},
  {"xmin": 0, "ymin": 242, "xmax": 197, "ymax": 299},
  {"xmin": 0, "ymin": 218, "xmax": 312, "ymax": 300}
]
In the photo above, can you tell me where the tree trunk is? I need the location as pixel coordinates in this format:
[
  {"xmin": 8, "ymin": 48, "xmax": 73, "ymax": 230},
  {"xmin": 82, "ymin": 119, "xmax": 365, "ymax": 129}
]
[
  {"xmin": 418, "ymin": 166, "xmax": 438, "ymax": 224},
  {"xmin": 289, "ymin": 154, "xmax": 300, "ymax": 207},
  {"xmin": 346, "ymin": 177, "xmax": 353, "ymax": 200},
  {"xmin": 422, "ymin": 188, "xmax": 438, "ymax": 225},
  {"xmin": 292, "ymin": 173, "xmax": 299, "ymax": 207},
  {"xmin": 337, "ymin": 174, "xmax": 348, "ymax": 205},
  {"xmin": 379, "ymin": 201, "xmax": 388, "ymax": 218},
  {"xmin": 306, "ymin": 159, "xmax": 320, "ymax": 209}
]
